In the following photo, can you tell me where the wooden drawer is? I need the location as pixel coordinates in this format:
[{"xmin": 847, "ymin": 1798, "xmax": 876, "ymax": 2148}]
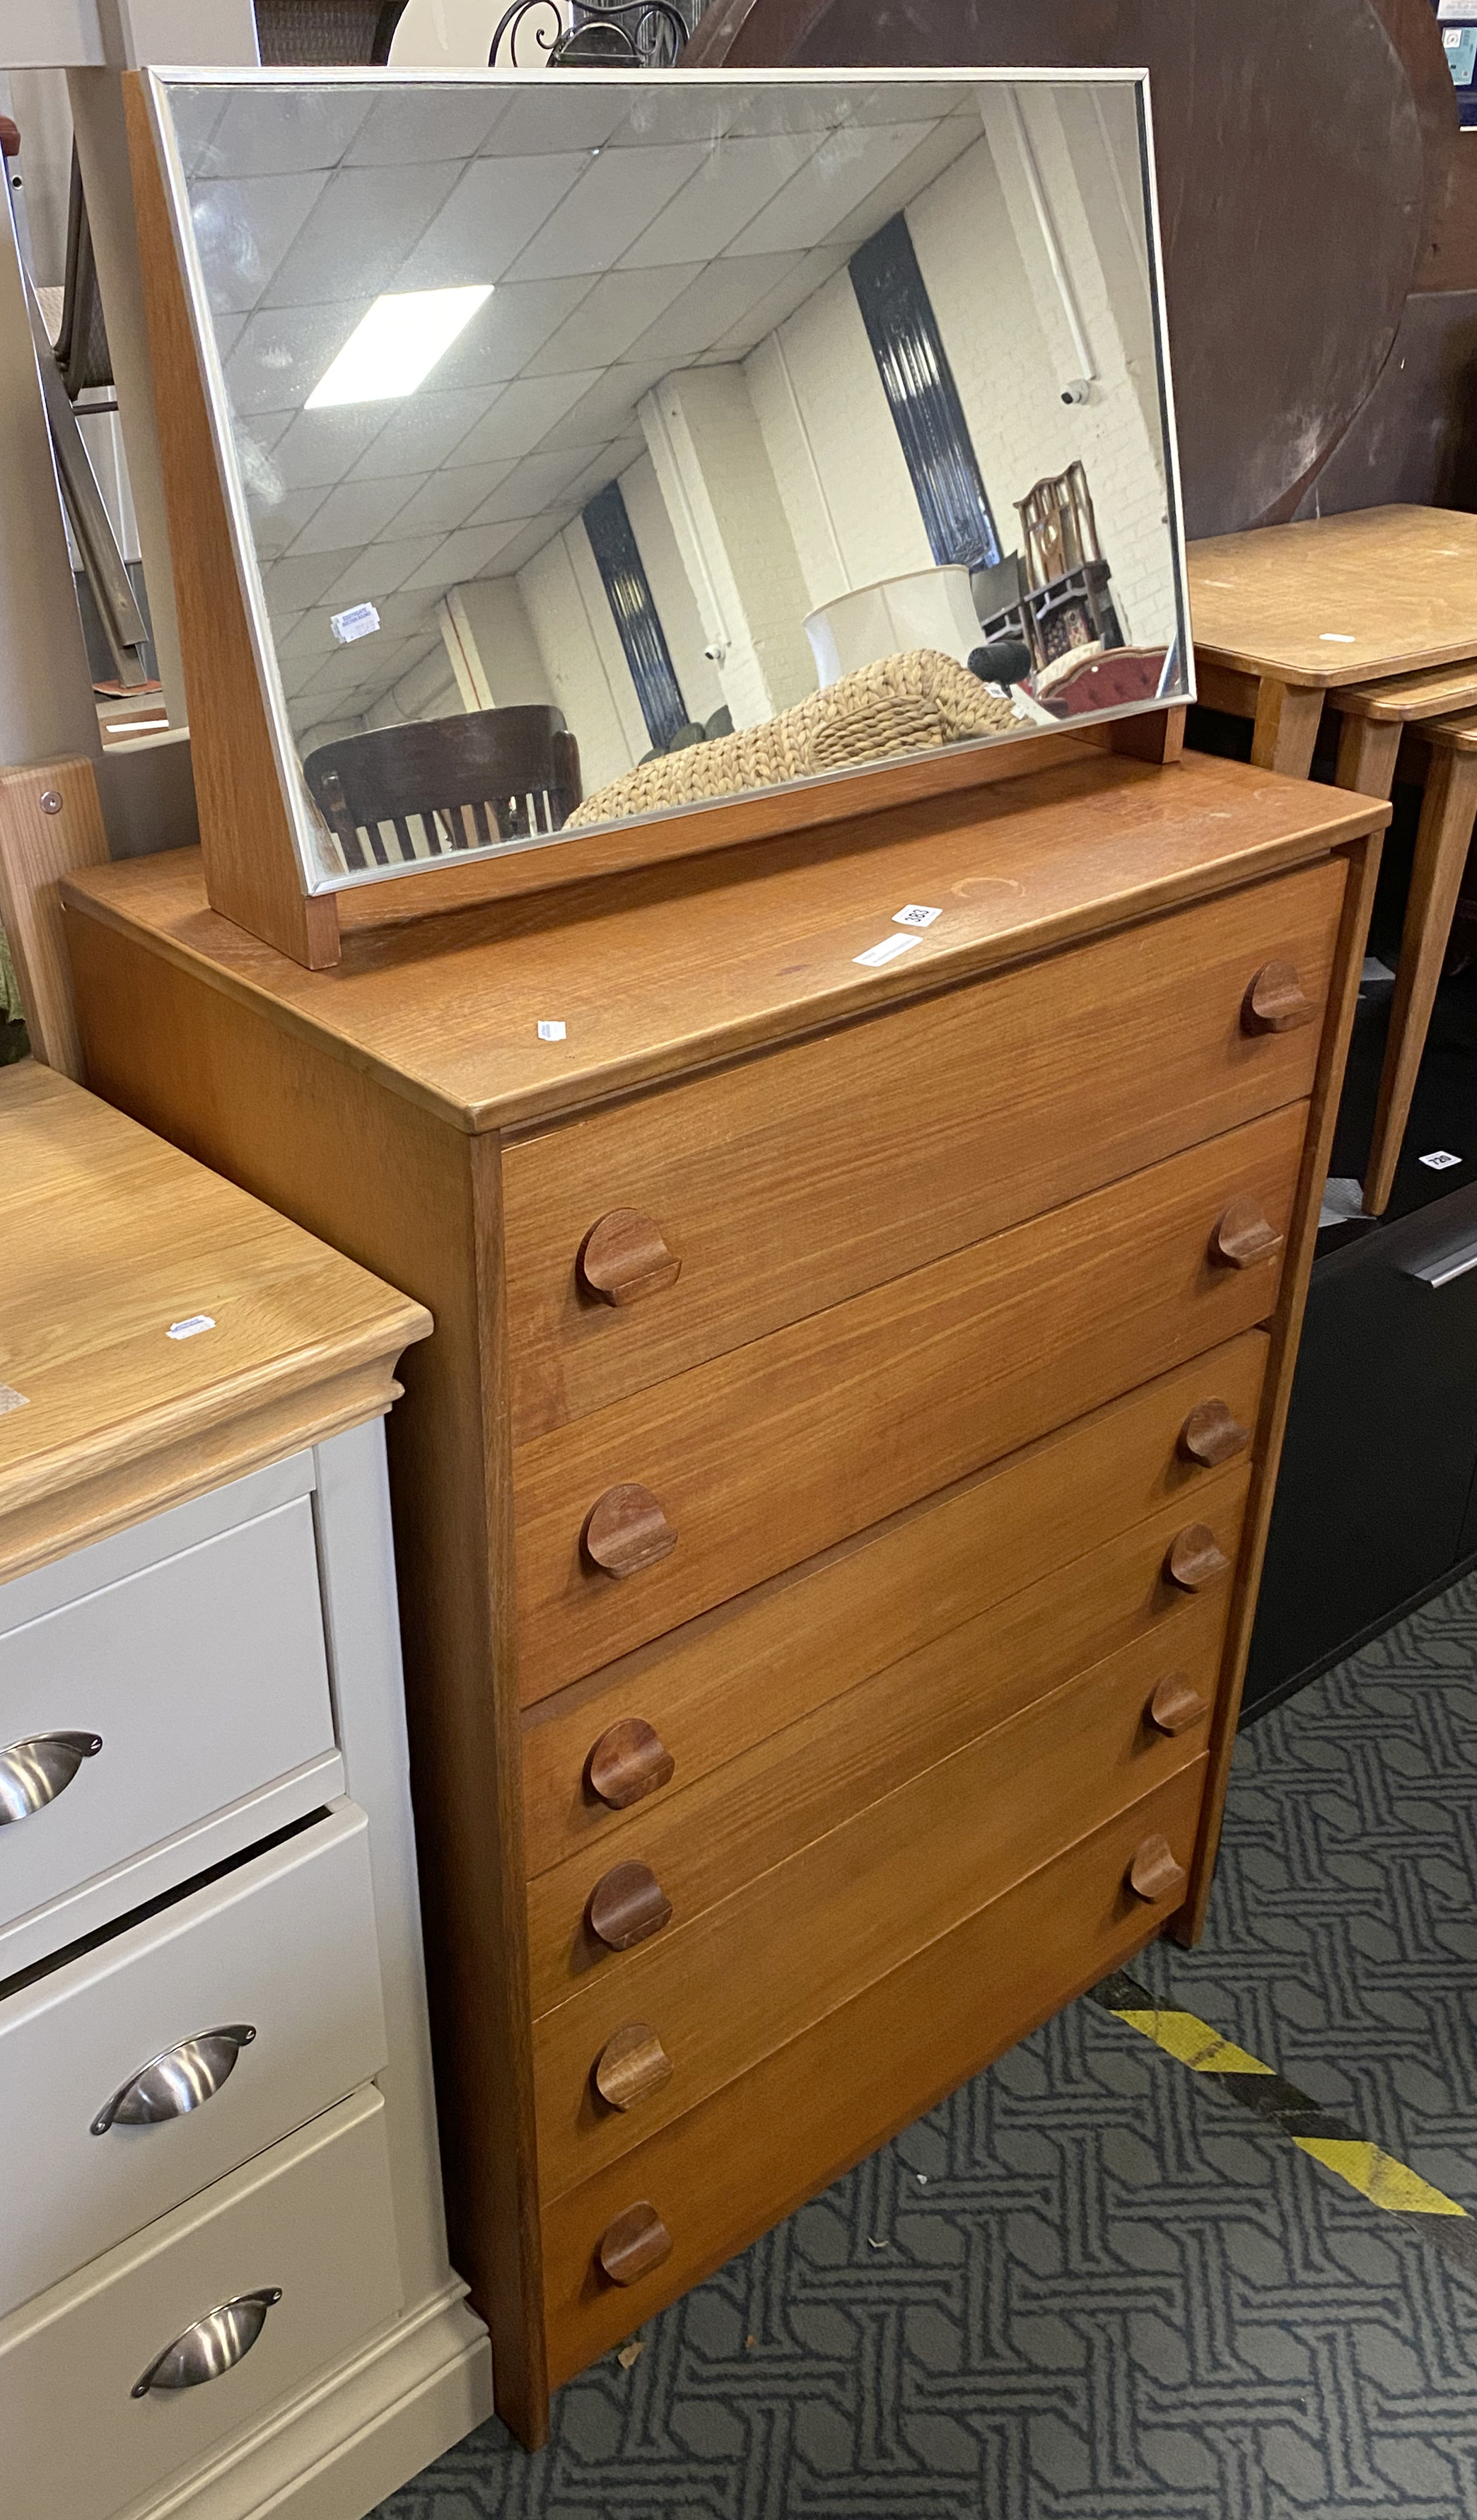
[
  {"xmin": 502, "ymin": 859, "xmax": 1341, "ymax": 1441},
  {"xmin": 523, "ymin": 1332, "xmax": 1267, "ymax": 1876},
  {"xmin": 0, "ymin": 1802, "xmax": 386, "ymax": 2320},
  {"xmin": 514, "ymin": 1102, "xmax": 1306, "ymax": 1699},
  {"xmin": 0, "ymin": 1492, "xmax": 334, "ymax": 1940},
  {"xmin": 542, "ymin": 1759, "xmax": 1205, "ymax": 2382},
  {"xmin": 527, "ymin": 1468, "xmax": 1247, "ymax": 2019},
  {"xmin": 532, "ymin": 1630, "xmax": 1216, "ymax": 2200},
  {"xmin": 0, "ymin": 2086, "xmax": 401, "ymax": 2520}
]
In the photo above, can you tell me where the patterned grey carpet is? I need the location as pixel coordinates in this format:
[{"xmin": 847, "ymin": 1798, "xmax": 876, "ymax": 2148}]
[{"xmin": 378, "ymin": 1569, "xmax": 1477, "ymax": 2519}]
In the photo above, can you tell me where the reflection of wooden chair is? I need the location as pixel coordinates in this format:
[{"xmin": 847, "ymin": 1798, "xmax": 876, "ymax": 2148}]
[
  {"xmin": 1017, "ymin": 463, "xmax": 1102, "ymax": 587},
  {"xmin": 304, "ymin": 707, "xmax": 583, "ymax": 873},
  {"xmin": 1015, "ymin": 463, "xmax": 1123, "ymax": 666}
]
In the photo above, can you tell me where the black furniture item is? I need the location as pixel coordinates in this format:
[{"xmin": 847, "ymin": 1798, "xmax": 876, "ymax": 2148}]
[{"xmin": 1244, "ymin": 953, "xmax": 1477, "ymax": 1719}]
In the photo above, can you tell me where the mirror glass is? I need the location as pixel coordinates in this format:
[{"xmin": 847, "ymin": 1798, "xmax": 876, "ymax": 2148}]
[{"xmin": 158, "ymin": 69, "xmax": 1189, "ymax": 893}]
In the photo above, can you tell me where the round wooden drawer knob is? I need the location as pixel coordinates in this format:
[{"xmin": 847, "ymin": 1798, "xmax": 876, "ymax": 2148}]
[
  {"xmin": 1148, "ymin": 1673, "xmax": 1210, "ymax": 1736},
  {"xmin": 1178, "ymin": 1398, "xmax": 1251, "ymax": 1467},
  {"xmin": 579, "ymin": 1210, "xmax": 682, "ymax": 1307},
  {"xmin": 587, "ymin": 1717, "xmax": 675, "ymax": 1810},
  {"xmin": 1128, "ymin": 1832, "xmax": 1189, "ymax": 1905},
  {"xmin": 1242, "ymin": 961, "xmax": 1316, "ymax": 1034},
  {"xmin": 1210, "ymin": 1197, "xmax": 1284, "ymax": 1270},
  {"xmin": 583, "ymin": 1484, "xmax": 677, "ymax": 1580},
  {"xmin": 594, "ymin": 2022, "xmax": 673, "ymax": 2112},
  {"xmin": 597, "ymin": 2199, "xmax": 673, "ymax": 2287},
  {"xmin": 587, "ymin": 1860, "xmax": 673, "ymax": 1951},
  {"xmin": 1164, "ymin": 1523, "xmax": 1231, "ymax": 1591}
]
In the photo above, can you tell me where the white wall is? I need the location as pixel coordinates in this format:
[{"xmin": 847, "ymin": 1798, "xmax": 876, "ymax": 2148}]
[
  {"xmin": 440, "ymin": 578, "xmax": 554, "ymax": 712},
  {"xmin": 517, "ymin": 522, "xmax": 643, "ymax": 794},
  {"xmin": 949, "ymin": 94, "xmax": 1174, "ymax": 649},
  {"xmin": 741, "ymin": 102, "xmax": 1177, "ymax": 654},
  {"xmin": 640, "ymin": 368, "xmax": 816, "ymax": 730},
  {"xmin": 745, "ymin": 284, "xmax": 929, "ymax": 612}
]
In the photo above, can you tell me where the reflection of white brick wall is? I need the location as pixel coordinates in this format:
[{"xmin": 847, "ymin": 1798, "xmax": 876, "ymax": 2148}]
[
  {"xmin": 742, "ymin": 95, "xmax": 1177, "ymax": 655},
  {"xmin": 931, "ymin": 97, "xmax": 1175, "ymax": 650},
  {"xmin": 746, "ymin": 286, "xmax": 929, "ymax": 610},
  {"xmin": 518, "ymin": 526, "xmax": 641, "ymax": 793},
  {"xmin": 640, "ymin": 370, "xmax": 815, "ymax": 728},
  {"xmin": 441, "ymin": 579, "xmax": 554, "ymax": 713}
]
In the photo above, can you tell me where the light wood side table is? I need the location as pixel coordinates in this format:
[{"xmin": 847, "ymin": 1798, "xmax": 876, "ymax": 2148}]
[
  {"xmin": 1189, "ymin": 506, "xmax": 1477, "ymax": 779},
  {"xmin": 1330, "ymin": 661, "xmax": 1477, "ymax": 796},
  {"xmin": 1361, "ymin": 709, "xmax": 1477, "ymax": 1212}
]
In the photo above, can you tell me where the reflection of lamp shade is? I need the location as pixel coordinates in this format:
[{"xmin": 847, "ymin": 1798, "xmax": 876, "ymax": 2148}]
[{"xmin": 804, "ymin": 565, "xmax": 983, "ymax": 687}]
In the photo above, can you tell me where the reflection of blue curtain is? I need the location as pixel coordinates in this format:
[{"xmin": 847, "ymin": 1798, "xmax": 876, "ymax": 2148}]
[
  {"xmin": 849, "ymin": 215, "xmax": 1000, "ymax": 571},
  {"xmin": 583, "ymin": 480, "xmax": 688, "ymax": 749}
]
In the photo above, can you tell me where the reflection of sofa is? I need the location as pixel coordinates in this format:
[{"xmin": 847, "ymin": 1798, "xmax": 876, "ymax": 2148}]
[
  {"xmin": 1035, "ymin": 645, "xmax": 1169, "ymax": 718},
  {"xmin": 564, "ymin": 650, "xmax": 1018, "ymax": 829}
]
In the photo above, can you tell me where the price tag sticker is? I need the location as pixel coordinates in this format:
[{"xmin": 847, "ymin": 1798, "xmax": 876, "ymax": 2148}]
[
  {"xmin": 893, "ymin": 904, "xmax": 942, "ymax": 929},
  {"xmin": 537, "ymin": 1019, "xmax": 566, "ymax": 1042},
  {"xmin": 1419, "ymin": 1149, "xmax": 1462, "ymax": 1171},
  {"xmin": 166, "ymin": 1314, "xmax": 216, "ymax": 1340},
  {"xmin": 0, "ymin": 1383, "xmax": 28, "ymax": 1414},
  {"xmin": 854, "ymin": 933, "xmax": 923, "ymax": 969}
]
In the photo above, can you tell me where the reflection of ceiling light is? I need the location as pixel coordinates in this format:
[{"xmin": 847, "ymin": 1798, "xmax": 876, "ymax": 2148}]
[{"xmin": 306, "ymin": 286, "xmax": 493, "ymax": 408}]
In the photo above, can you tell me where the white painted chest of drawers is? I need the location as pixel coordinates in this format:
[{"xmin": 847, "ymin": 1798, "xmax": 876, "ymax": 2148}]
[{"xmin": 0, "ymin": 1064, "xmax": 491, "ymax": 2520}]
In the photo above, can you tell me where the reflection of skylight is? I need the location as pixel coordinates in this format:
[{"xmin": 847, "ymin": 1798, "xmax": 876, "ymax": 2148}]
[{"xmin": 305, "ymin": 286, "xmax": 493, "ymax": 408}]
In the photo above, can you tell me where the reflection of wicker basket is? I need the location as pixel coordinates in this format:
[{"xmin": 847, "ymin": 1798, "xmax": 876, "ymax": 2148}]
[{"xmin": 564, "ymin": 650, "xmax": 1017, "ymax": 830}]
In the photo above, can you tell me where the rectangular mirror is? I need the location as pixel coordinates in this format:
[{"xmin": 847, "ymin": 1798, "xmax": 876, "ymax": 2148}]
[{"xmin": 146, "ymin": 66, "xmax": 1190, "ymax": 896}]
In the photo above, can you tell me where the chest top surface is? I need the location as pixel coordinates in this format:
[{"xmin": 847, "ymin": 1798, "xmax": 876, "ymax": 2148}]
[
  {"xmin": 64, "ymin": 749, "xmax": 1385, "ymax": 1139},
  {"xmin": 1187, "ymin": 506, "xmax": 1477, "ymax": 687},
  {"xmin": 0, "ymin": 1062, "xmax": 428, "ymax": 1566}
]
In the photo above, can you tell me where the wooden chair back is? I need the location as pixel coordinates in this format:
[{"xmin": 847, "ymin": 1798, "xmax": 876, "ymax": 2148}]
[
  {"xmin": 1016, "ymin": 463, "xmax": 1102, "ymax": 591},
  {"xmin": 303, "ymin": 707, "xmax": 583, "ymax": 873},
  {"xmin": 0, "ymin": 755, "xmax": 110, "ymax": 1079}
]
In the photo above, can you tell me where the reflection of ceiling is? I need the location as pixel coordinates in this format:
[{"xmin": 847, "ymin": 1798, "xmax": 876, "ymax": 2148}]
[{"xmin": 170, "ymin": 76, "xmax": 983, "ymax": 732}]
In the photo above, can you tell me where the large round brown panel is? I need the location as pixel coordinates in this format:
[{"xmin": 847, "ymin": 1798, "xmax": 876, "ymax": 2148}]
[{"xmin": 685, "ymin": 0, "xmax": 1428, "ymax": 535}]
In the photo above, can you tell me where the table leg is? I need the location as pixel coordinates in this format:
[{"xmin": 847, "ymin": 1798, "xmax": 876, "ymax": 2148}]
[
  {"xmin": 1250, "ymin": 679, "xmax": 1325, "ymax": 779},
  {"xmin": 1363, "ymin": 748, "xmax": 1477, "ymax": 1213},
  {"xmin": 1333, "ymin": 712, "xmax": 1402, "ymax": 800}
]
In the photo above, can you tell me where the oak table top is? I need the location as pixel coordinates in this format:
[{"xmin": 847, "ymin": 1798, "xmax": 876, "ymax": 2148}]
[
  {"xmin": 62, "ymin": 748, "xmax": 1389, "ymax": 1140},
  {"xmin": 1188, "ymin": 506, "xmax": 1477, "ymax": 691},
  {"xmin": 0, "ymin": 1059, "xmax": 429, "ymax": 1581}
]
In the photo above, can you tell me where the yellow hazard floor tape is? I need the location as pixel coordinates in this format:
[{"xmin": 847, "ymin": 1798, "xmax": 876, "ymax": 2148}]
[{"xmin": 1092, "ymin": 1971, "xmax": 1472, "ymax": 2239}]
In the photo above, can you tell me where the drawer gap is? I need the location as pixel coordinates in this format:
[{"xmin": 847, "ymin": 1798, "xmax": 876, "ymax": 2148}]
[{"xmin": 0, "ymin": 1807, "xmax": 330, "ymax": 2004}]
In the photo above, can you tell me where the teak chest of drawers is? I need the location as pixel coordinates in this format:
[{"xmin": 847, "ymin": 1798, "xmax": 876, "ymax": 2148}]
[{"xmin": 62, "ymin": 744, "xmax": 1387, "ymax": 2448}]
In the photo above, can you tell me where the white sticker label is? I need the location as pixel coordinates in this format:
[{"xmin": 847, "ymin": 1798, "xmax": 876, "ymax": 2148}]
[
  {"xmin": 330, "ymin": 602, "xmax": 380, "ymax": 645},
  {"xmin": 1420, "ymin": 1149, "xmax": 1462, "ymax": 1171},
  {"xmin": 893, "ymin": 904, "xmax": 942, "ymax": 929},
  {"xmin": 536, "ymin": 1019, "xmax": 566, "ymax": 1042},
  {"xmin": 854, "ymin": 933, "xmax": 923, "ymax": 969},
  {"xmin": 0, "ymin": 1382, "xmax": 28, "ymax": 1413},
  {"xmin": 166, "ymin": 1313, "xmax": 216, "ymax": 1340},
  {"xmin": 1319, "ymin": 632, "xmax": 1355, "ymax": 644}
]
